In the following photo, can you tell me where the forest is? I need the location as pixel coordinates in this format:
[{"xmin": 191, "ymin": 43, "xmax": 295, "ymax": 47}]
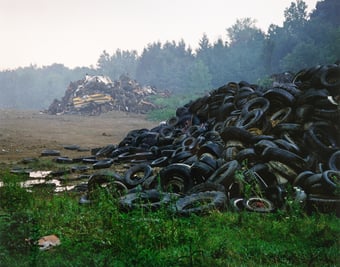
[{"xmin": 0, "ymin": 0, "xmax": 339, "ymax": 110}]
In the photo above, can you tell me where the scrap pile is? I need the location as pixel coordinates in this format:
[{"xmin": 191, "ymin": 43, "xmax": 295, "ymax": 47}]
[
  {"xmin": 14, "ymin": 63, "xmax": 340, "ymax": 216},
  {"xmin": 79, "ymin": 63, "xmax": 339, "ymax": 216},
  {"xmin": 47, "ymin": 74, "xmax": 162, "ymax": 115}
]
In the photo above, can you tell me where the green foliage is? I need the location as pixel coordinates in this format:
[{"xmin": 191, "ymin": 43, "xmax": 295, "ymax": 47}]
[
  {"xmin": 97, "ymin": 49, "xmax": 138, "ymax": 80},
  {"xmin": 136, "ymin": 40, "xmax": 195, "ymax": 93},
  {"xmin": 0, "ymin": 64, "xmax": 95, "ymax": 110},
  {"xmin": 0, "ymin": 171, "xmax": 339, "ymax": 266},
  {"xmin": 0, "ymin": 172, "xmax": 33, "ymax": 212},
  {"xmin": 146, "ymin": 94, "xmax": 195, "ymax": 121}
]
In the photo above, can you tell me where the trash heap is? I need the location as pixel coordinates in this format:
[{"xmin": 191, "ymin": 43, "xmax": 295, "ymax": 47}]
[
  {"xmin": 20, "ymin": 63, "xmax": 340, "ymax": 216},
  {"xmin": 47, "ymin": 74, "xmax": 162, "ymax": 115},
  {"xmin": 80, "ymin": 63, "xmax": 339, "ymax": 216}
]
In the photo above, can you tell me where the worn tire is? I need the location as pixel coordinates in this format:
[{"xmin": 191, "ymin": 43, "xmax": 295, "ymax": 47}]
[
  {"xmin": 124, "ymin": 163, "xmax": 153, "ymax": 187},
  {"xmin": 159, "ymin": 163, "xmax": 193, "ymax": 194},
  {"xmin": 244, "ymin": 197, "xmax": 275, "ymax": 213},
  {"xmin": 119, "ymin": 189, "xmax": 179, "ymax": 211},
  {"xmin": 173, "ymin": 191, "xmax": 227, "ymax": 216}
]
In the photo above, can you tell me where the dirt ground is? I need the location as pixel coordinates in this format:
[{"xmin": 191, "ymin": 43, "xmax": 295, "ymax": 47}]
[{"xmin": 0, "ymin": 109, "xmax": 157, "ymax": 164}]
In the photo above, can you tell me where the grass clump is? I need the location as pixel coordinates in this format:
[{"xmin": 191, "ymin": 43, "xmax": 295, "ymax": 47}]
[{"xmin": 0, "ymin": 171, "xmax": 339, "ymax": 266}]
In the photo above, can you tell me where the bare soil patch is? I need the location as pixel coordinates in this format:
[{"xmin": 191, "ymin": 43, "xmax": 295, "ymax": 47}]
[{"xmin": 0, "ymin": 109, "xmax": 156, "ymax": 163}]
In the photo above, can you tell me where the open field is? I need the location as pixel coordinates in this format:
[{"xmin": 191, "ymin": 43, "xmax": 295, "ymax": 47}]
[{"xmin": 0, "ymin": 109, "xmax": 157, "ymax": 163}]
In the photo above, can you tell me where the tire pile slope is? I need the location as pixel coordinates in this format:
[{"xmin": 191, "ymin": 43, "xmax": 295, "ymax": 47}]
[{"xmin": 53, "ymin": 64, "xmax": 340, "ymax": 216}]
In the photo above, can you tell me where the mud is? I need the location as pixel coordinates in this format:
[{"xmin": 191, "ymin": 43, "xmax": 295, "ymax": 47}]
[{"xmin": 0, "ymin": 109, "xmax": 156, "ymax": 164}]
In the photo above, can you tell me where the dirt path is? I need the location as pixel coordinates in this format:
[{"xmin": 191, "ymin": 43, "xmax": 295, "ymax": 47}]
[{"xmin": 0, "ymin": 109, "xmax": 157, "ymax": 163}]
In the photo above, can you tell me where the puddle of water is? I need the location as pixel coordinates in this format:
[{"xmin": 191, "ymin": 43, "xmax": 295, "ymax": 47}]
[
  {"xmin": 20, "ymin": 179, "xmax": 61, "ymax": 188},
  {"xmin": 55, "ymin": 185, "xmax": 77, "ymax": 192},
  {"xmin": 1, "ymin": 170, "xmax": 89, "ymax": 193},
  {"xmin": 29, "ymin": 171, "xmax": 52, "ymax": 178}
]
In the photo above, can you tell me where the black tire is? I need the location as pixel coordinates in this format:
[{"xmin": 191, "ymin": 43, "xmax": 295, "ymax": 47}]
[
  {"xmin": 304, "ymin": 123, "xmax": 339, "ymax": 157},
  {"xmin": 167, "ymin": 116, "xmax": 179, "ymax": 127},
  {"xmin": 273, "ymin": 139, "xmax": 300, "ymax": 154},
  {"xmin": 207, "ymin": 160, "xmax": 240, "ymax": 188},
  {"xmin": 273, "ymin": 123, "xmax": 303, "ymax": 135},
  {"xmin": 56, "ymin": 157, "xmax": 73, "ymax": 164},
  {"xmin": 187, "ymin": 182, "xmax": 225, "ymax": 195},
  {"xmin": 229, "ymin": 198, "xmax": 245, "ymax": 212},
  {"xmin": 295, "ymin": 105, "xmax": 314, "ymax": 122},
  {"xmin": 261, "ymin": 147, "xmax": 306, "ymax": 170},
  {"xmin": 267, "ymin": 160, "xmax": 297, "ymax": 183},
  {"xmin": 71, "ymin": 165, "xmax": 91, "ymax": 173},
  {"xmin": 321, "ymin": 170, "xmax": 340, "ymax": 194},
  {"xmin": 293, "ymin": 171, "xmax": 315, "ymax": 187},
  {"xmin": 150, "ymin": 156, "xmax": 169, "ymax": 167},
  {"xmin": 142, "ymin": 175, "xmax": 158, "ymax": 190},
  {"xmin": 41, "ymin": 149, "xmax": 60, "ymax": 156},
  {"xmin": 87, "ymin": 173, "xmax": 126, "ymax": 199},
  {"xmin": 173, "ymin": 191, "xmax": 227, "ymax": 216},
  {"xmin": 313, "ymin": 107, "xmax": 339, "ymax": 121},
  {"xmin": 319, "ymin": 65, "xmax": 340, "ymax": 91},
  {"xmin": 217, "ymin": 103, "xmax": 234, "ymax": 122},
  {"xmin": 170, "ymin": 148, "xmax": 193, "ymax": 163},
  {"xmin": 190, "ymin": 161, "xmax": 216, "ymax": 184},
  {"xmin": 263, "ymin": 88, "xmax": 295, "ymax": 108},
  {"xmin": 236, "ymin": 109, "xmax": 265, "ymax": 130},
  {"xmin": 306, "ymin": 194, "xmax": 340, "ymax": 217},
  {"xmin": 197, "ymin": 141, "xmax": 224, "ymax": 158},
  {"xmin": 241, "ymin": 97, "xmax": 270, "ymax": 116},
  {"xmin": 87, "ymin": 173, "xmax": 114, "ymax": 192},
  {"xmin": 124, "ymin": 164, "xmax": 153, "ymax": 187},
  {"xmin": 20, "ymin": 157, "xmax": 39, "ymax": 164},
  {"xmin": 119, "ymin": 189, "xmax": 179, "ymax": 211},
  {"xmin": 253, "ymin": 139, "xmax": 278, "ymax": 155},
  {"xmin": 82, "ymin": 156, "xmax": 98, "ymax": 164},
  {"xmin": 269, "ymin": 107, "xmax": 292, "ymax": 127},
  {"xmin": 220, "ymin": 126, "xmax": 255, "ymax": 144},
  {"xmin": 63, "ymin": 144, "xmax": 80, "ymax": 150},
  {"xmin": 159, "ymin": 126, "xmax": 174, "ymax": 139},
  {"xmin": 199, "ymin": 153, "xmax": 219, "ymax": 170},
  {"xmin": 92, "ymin": 159, "xmax": 114, "ymax": 169},
  {"xmin": 182, "ymin": 136, "xmax": 197, "ymax": 151},
  {"xmin": 329, "ymin": 151, "xmax": 340, "ymax": 171},
  {"xmin": 223, "ymin": 146, "xmax": 239, "ymax": 161},
  {"xmin": 95, "ymin": 144, "xmax": 116, "ymax": 157},
  {"xmin": 159, "ymin": 163, "xmax": 193, "ymax": 194},
  {"xmin": 303, "ymin": 173, "xmax": 323, "ymax": 193},
  {"xmin": 236, "ymin": 148, "xmax": 257, "ymax": 163},
  {"xmin": 105, "ymin": 180, "xmax": 129, "ymax": 197},
  {"xmin": 223, "ymin": 125, "xmax": 273, "ymax": 144}
]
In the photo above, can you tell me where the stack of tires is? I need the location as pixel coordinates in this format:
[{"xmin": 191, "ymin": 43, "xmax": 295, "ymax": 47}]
[{"xmin": 81, "ymin": 63, "xmax": 340, "ymax": 217}]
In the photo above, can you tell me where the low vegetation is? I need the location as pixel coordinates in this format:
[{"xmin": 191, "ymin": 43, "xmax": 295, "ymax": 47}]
[
  {"xmin": 146, "ymin": 94, "xmax": 197, "ymax": 121},
  {"xmin": 0, "ymin": 168, "xmax": 339, "ymax": 267}
]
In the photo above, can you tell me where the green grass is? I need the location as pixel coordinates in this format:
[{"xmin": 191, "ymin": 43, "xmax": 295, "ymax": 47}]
[
  {"xmin": 0, "ymin": 170, "xmax": 339, "ymax": 267},
  {"xmin": 146, "ymin": 93, "xmax": 200, "ymax": 122}
]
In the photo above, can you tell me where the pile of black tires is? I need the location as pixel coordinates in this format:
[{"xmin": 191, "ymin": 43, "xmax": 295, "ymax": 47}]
[{"xmin": 81, "ymin": 63, "xmax": 340, "ymax": 217}]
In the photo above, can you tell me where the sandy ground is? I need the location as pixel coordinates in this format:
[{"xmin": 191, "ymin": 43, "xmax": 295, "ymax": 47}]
[{"xmin": 0, "ymin": 109, "xmax": 157, "ymax": 164}]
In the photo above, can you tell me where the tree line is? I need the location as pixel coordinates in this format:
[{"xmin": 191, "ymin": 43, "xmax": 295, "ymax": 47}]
[{"xmin": 0, "ymin": 0, "xmax": 339, "ymax": 110}]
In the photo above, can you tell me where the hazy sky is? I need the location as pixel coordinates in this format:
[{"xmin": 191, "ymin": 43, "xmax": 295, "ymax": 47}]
[{"xmin": 0, "ymin": 0, "xmax": 319, "ymax": 70}]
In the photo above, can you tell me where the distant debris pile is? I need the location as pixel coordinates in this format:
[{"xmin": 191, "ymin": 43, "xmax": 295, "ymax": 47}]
[{"xmin": 47, "ymin": 74, "xmax": 164, "ymax": 115}]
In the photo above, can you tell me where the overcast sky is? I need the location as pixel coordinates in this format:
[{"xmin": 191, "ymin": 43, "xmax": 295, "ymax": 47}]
[{"xmin": 0, "ymin": 0, "xmax": 319, "ymax": 70}]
